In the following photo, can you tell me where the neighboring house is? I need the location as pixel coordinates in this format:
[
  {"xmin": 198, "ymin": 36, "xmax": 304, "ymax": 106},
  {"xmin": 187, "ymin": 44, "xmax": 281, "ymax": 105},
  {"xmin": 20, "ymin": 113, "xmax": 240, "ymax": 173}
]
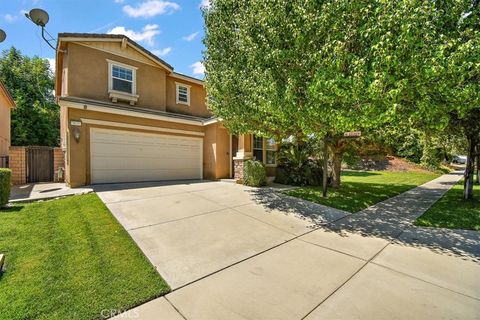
[
  {"xmin": 0, "ymin": 81, "xmax": 15, "ymax": 167},
  {"xmin": 55, "ymin": 33, "xmax": 276, "ymax": 187}
]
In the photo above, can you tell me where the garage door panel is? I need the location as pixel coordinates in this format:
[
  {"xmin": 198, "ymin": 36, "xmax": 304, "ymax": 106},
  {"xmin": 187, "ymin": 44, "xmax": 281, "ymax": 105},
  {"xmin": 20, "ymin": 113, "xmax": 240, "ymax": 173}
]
[
  {"xmin": 90, "ymin": 128, "xmax": 202, "ymax": 184},
  {"xmin": 92, "ymin": 168, "xmax": 200, "ymax": 183},
  {"xmin": 92, "ymin": 158, "xmax": 200, "ymax": 170},
  {"xmin": 91, "ymin": 148, "xmax": 200, "ymax": 160},
  {"xmin": 91, "ymin": 151, "xmax": 200, "ymax": 163}
]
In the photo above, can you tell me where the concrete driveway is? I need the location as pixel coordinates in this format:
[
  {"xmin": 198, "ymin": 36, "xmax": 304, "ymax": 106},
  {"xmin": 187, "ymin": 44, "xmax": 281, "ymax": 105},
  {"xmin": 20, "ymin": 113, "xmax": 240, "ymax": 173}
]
[{"xmin": 95, "ymin": 176, "xmax": 480, "ymax": 320}]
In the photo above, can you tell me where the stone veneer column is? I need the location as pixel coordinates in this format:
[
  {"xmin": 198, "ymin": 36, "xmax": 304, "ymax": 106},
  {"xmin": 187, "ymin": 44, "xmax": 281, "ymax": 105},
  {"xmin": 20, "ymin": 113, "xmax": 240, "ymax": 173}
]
[{"xmin": 233, "ymin": 134, "xmax": 252, "ymax": 182}]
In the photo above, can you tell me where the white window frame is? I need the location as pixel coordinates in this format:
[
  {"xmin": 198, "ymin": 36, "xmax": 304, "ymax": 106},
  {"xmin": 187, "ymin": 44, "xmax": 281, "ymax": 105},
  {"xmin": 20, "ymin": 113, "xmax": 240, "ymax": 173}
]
[
  {"xmin": 107, "ymin": 59, "xmax": 139, "ymax": 105},
  {"xmin": 175, "ymin": 82, "xmax": 191, "ymax": 106}
]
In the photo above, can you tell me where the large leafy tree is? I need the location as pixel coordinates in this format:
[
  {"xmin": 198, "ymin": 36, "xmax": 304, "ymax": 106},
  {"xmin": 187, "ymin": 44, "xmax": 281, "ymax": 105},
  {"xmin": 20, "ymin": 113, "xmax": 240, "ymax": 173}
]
[
  {"xmin": 0, "ymin": 47, "xmax": 59, "ymax": 146},
  {"xmin": 380, "ymin": 0, "xmax": 479, "ymax": 198},
  {"xmin": 204, "ymin": 0, "xmax": 479, "ymax": 191},
  {"xmin": 204, "ymin": 0, "xmax": 389, "ymax": 187}
]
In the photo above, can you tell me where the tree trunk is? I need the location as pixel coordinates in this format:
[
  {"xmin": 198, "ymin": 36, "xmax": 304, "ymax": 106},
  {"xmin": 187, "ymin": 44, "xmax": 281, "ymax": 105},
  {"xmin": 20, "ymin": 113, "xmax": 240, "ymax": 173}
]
[
  {"xmin": 476, "ymin": 146, "xmax": 480, "ymax": 184},
  {"xmin": 322, "ymin": 137, "xmax": 329, "ymax": 197},
  {"xmin": 329, "ymin": 137, "xmax": 347, "ymax": 189},
  {"xmin": 464, "ymin": 137, "xmax": 476, "ymax": 199},
  {"xmin": 331, "ymin": 151, "xmax": 343, "ymax": 188}
]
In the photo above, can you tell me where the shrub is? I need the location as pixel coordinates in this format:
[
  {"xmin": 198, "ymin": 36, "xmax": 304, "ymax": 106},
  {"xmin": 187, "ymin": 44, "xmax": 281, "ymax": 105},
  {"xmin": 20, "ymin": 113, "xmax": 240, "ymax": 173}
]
[
  {"xmin": 0, "ymin": 169, "xmax": 11, "ymax": 206},
  {"xmin": 243, "ymin": 160, "xmax": 267, "ymax": 187},
  {"xmin": 274, "ymin": 167, "xmax": 289, "ymax": 185},
  {"xmin": 275, "ymin": 141, "xmax": 327, "ymax": 186}
]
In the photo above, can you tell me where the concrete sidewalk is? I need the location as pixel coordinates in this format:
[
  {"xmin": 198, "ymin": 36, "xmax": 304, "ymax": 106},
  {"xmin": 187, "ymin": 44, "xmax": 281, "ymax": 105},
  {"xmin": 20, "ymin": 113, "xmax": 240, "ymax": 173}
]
[
  {"xmin": 9, "ymin": 183, "xmax": 93, "ymax": 203},
  {"xmin": 110, "ymin": 172, "xmax": 479, "ymax": 320}
]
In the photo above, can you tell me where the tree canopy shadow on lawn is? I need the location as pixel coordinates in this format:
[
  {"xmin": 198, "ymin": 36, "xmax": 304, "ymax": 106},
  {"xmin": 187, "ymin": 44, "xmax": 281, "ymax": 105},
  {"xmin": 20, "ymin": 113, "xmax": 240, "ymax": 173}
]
[
  {"xmin": 284, "ymin": 181, "xmax": 422, "ymax": 213},
  {"xmin": 247, "ymin": 174, "xmax": 480, "ymax": 263}
]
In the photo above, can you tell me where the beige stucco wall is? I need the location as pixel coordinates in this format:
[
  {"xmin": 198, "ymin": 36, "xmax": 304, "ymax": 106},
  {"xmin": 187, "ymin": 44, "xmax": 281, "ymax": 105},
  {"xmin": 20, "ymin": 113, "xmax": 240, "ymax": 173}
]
[
  {"xmin": 203, "ymin": 124, "xmax": 217, "ymax": 180},
  {"xmin": 203, "ymin": 123, "xmax": 231, "ymax": 180},
  {"xmin": 66, "ymin": 43, "xmax": 168, "ymax": 111},
  {"xmin": 56, "ymin": 38, "xmax": 231, "ymax": 187},
  {"xmin": 60, "ymin": 42, "xmax": 210, "ymax": 119},
  {"xmin": 64, "ymin": 106, "xmax": 217, "ymax": 187},
  {"xmin": 165, "ymin": 77, "xmax": 209, "ymax": 118},
  {"xmin": 0, "ymin": 92, "xmax": 11, "ymax": 156},
  {"xmin": 62, "ymin": 105, "xmax": 271, "ymax": 186},
  {"xmin": 215, "ymin": 125, "xmax": 230, "ymax": 178},
  {"xmin": 60, "ymin": 105, "xmax": 69, "ymax": 182}
]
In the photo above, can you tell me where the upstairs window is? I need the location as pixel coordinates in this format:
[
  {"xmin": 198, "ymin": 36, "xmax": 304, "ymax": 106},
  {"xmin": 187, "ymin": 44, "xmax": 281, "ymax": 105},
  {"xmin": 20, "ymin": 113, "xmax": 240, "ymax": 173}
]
[
  {"xmin": 107, "ymin": 59, "xmax": 137, "ymax": 96},
  {"xmin": 176, "ymin": 82, "xmax": 191, "ymax": 106},
  {"xmin": 112, "ymin": 65, "xmax": 133, "ymax": 93}
]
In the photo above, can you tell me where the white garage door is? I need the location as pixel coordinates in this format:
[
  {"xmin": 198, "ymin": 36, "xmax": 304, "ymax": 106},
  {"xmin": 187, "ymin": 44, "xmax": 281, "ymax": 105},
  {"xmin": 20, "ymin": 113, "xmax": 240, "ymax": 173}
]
[{"xmin": 90, "ymin": 128, "xmax": 203, "ymax": 184}]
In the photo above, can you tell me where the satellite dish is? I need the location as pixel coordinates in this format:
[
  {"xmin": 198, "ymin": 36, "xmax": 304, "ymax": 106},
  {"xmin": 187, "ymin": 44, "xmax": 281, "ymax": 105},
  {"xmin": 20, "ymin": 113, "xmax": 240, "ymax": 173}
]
[
  {"xmin": 27, "ymin": 8, "xmax": 49, "ymax": 27},
  {"xmin": 0, "ymin": 29, "xmax": 6, "ymax": 43}
]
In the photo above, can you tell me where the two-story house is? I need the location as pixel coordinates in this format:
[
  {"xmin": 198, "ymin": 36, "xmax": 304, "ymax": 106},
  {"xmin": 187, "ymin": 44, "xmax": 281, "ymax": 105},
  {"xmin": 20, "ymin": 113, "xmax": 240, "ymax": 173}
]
[{"xmin": 55, "ymin": 33, "xmax": 277, "ymax": 187}]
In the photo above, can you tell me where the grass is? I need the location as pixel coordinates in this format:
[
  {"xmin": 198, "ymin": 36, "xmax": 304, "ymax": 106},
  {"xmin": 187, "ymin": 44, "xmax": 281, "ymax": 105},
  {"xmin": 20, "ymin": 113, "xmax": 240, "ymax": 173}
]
[
  {"xmin": 285, "ymin": 170, "xmax": 441, "ymax": 213},
  {"xmin": 415, "ymin": 180, "xmax": 480, "ymax": 231},
  {"xmin": 0, "ymin": 193, "xmax": 169, "ymax": 320}
]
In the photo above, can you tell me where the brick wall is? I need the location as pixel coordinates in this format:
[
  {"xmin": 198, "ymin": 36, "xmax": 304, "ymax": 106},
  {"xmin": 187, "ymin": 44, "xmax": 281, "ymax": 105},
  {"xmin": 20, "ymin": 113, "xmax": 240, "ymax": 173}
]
[
  {"xmin": 53, "ymin": 147, "xmax": 65, "ymax": 182},
  {"xmin": 9, "ymin": 146, "xmax": 26, "ymax": 185},
  {"xmin": 8, "ymin": 147, "xmax": 65, "ymax": 185}
]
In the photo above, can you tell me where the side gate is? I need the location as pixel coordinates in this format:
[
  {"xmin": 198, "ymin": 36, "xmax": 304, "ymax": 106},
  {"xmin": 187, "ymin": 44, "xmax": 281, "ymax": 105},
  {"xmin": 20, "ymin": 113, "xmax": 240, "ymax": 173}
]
[{"xmin": 26, "ymin": 146, "xmax": 54, "ymax": 183}]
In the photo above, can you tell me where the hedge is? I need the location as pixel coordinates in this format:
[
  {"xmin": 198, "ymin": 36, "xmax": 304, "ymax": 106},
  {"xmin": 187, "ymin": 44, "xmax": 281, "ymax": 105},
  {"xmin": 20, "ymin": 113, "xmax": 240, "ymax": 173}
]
[{"xmin": 0, "ymin": 168, "xmax": 11, "ymax": 206}]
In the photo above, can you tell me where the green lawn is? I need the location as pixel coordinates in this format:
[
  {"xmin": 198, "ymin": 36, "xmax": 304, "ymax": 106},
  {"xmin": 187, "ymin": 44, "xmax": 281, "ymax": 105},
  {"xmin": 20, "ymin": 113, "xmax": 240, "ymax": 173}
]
[
  {"xmin": 0, "ymin": 193, "xmax": 169, "ymax": 320},
  {"xmin": 415, "ymin": 180, "xmax": 480, "ymax": 231},
  {"xmin": 285, "ymin": 170, "xmax": 440, "ymax": 213}
]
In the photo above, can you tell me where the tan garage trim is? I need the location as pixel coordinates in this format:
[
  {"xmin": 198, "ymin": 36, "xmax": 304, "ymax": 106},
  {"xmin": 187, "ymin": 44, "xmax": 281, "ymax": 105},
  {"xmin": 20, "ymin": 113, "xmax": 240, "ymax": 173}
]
[
  {"xmin": 60, "ymin": 98, "xmax": 205, "ymax": 126},
  {"xmin": 80, "ymin": 118, "xmax": 205, "ymax": 137}
]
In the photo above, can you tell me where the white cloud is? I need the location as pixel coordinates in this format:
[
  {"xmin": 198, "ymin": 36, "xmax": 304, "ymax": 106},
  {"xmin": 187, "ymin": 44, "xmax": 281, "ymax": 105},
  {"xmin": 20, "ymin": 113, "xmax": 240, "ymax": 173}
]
[
  {"xmin": 114, "ymin": 0, "xmax": 124, "ymax": 3},
  {"xmin": 199, "ymin": 0, "xmax": 211, "ymax": 9},
  {"xmin": 4, "ymin": 14, "xmax": 17, "ymax": 23},
  {"xmin": 46, "ymin": 58, "xmax": 55, "ymax": 73},
  {"xmin": 123, "ymin": 1, "xmax": 180, "ymax": 18},
  {"xmin": 190, "ymin": 61, "xmax": 205, "ymax": 76},
  {"xmin": 183, "ymin": 32, "xmax": 199, "ymax": 42},
  {"xmin": 152, "ymin": 47, "xmax": 172, "ymax": 57},
  {"xmin": 108, "ymin": 24, "xmax": 161, "ymax": 46}
]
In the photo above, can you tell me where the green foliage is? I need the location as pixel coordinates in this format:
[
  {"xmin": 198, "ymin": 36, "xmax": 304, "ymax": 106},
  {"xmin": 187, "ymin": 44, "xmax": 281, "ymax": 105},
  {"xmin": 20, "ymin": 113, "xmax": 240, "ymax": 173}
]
[
  {"xmin": 392, "ymin": 130, "xmax": 424, "ymax": 164},
  {"xmin": 204, "ymin": 0, "xmax": 478, "ymax": 192},
  {"xmin": 276, "ymin": 141, "xmax": 325, "ymax": 186},
  {"xmin": 377, "ymin": 124, "xmax": 466, "ymax": 167},
  {"xmin": 415, "ymin": 180, "xmax": 480, "ymax": 231},
  {"xmin": 0, "ymin": 169, "xmax": 11, "ymax": 206},
  {"xmin": 203, "ymin": 1, "xmax": 389, "ymax": 138},
  {"xmin": 0, "ymin": 47, "xmax": 59, "ymax": 146},
  {"xmin": 243, "ymin": 160, "xmax": 267, "ymax": 187}
]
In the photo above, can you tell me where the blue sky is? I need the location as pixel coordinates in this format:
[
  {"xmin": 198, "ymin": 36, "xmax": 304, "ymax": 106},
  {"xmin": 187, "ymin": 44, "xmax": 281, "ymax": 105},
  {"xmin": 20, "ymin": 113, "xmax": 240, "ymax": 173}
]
[{"xmin": 0, "ymin": 0, "xmax": 208, "ymax": 78}]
